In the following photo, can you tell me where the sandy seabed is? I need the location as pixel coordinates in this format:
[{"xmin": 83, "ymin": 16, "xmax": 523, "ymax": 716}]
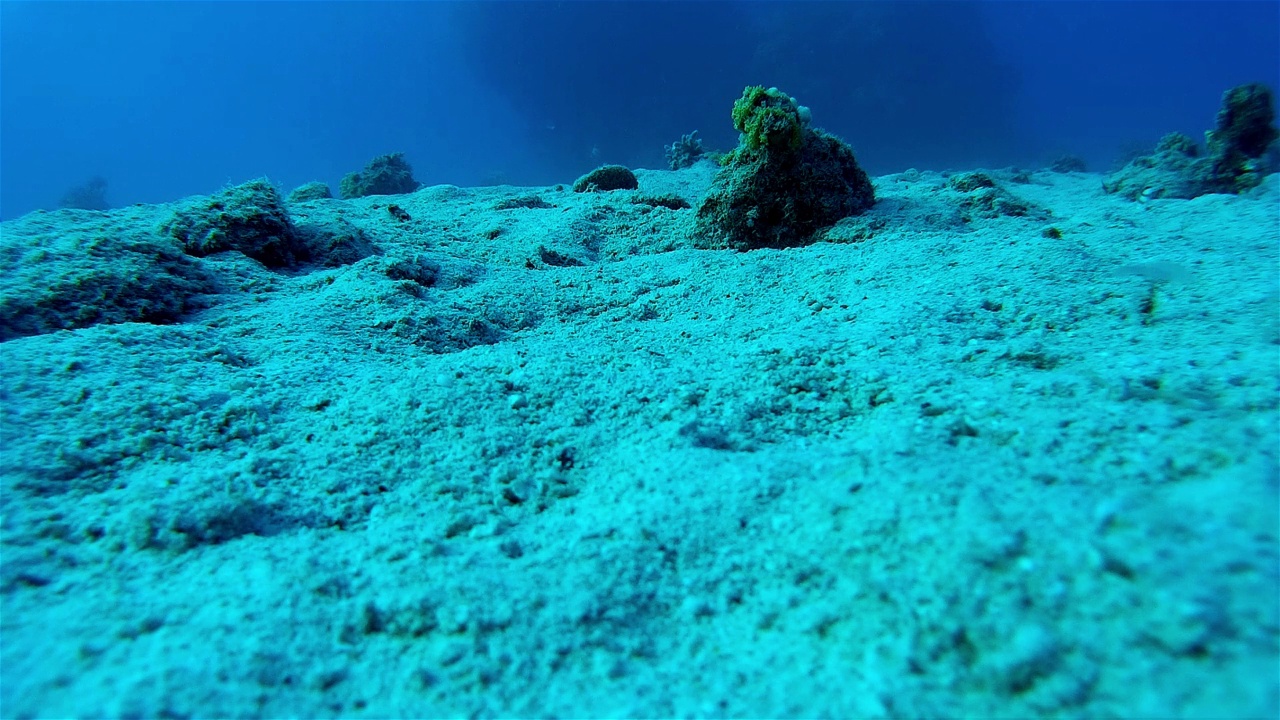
[{"xmin": 1, "ymin": 163, "xmax": 1277, "ymax": 717}]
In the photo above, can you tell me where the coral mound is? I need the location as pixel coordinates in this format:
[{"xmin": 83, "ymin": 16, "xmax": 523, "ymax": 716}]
[
  {"xmin": 573, "ymin": 165, "xmax": 640, "ymax": 193},
  {"xmin": 339, "ymin": 152, "xmax": 421, "ymax": 199},
  {"xmin": 1104, "ymin": 83, "xmax": 1279, "ymax": 200},
  {"xmin": 694, "ymin": 86, "xmax": 874, "ymax": 251},
  {"xmin": 163, "ymin": 179, "xmax": 309, "ymax": 268}
]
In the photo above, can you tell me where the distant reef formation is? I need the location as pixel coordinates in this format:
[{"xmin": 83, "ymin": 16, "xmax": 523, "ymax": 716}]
[
  {"xmin": 1104, "ymin": 83, "xmax": 1279, "ymax": 200},
  {"xmin": 59, "ymin": 176, "xmax": 111, "ymax": 211},
  {"xmin": 665, "ymin": 131, "xmax": 705, "ymax": 170}
]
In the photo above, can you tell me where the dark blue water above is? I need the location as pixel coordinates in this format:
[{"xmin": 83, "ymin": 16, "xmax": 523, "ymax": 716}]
[{"xmin": 1, "ymin": 1, "xmax": 1276, "ymax": 220}]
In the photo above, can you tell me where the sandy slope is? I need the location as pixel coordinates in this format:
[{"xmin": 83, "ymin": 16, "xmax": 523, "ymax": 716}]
[{"xmin": 1, "ymin": 163, "xmax": 1277, "ymax": 718}]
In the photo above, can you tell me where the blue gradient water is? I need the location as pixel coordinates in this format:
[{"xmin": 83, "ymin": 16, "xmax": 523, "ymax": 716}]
[{"xmin": 2, "ymin": 1, "xmax": 1276, "ymax": 220}]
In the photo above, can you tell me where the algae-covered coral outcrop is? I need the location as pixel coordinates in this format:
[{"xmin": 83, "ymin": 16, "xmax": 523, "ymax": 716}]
[
  {"xmin": 694, "ymin": 86, "xmax": 874, "ymax": 251},
  {"xmin": 1104, "ymin": 83, "xmax": 1279, "ymax": 200}
]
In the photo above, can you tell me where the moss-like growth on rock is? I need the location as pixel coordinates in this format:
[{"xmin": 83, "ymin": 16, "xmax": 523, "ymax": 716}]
[
  {"xmin": 947, "ymin": 172, "xmax": 997, "ymax": 193},
  {"xmin": 0, "ymin": 214, "xmax": 212, "ymax": 340},
  {"xmin": 339, "ymin": 152, "xmax": 421, "ymax": 199},
  {"xmin": 694, "ymin": 87, "xmax": 873, "ymax": 251},
  {"xmin": 162, "ymin": 179, "xmax": 309, "ymax": 268},
  {"xmin": 732, "ymin": 86, "xmax": 809, "ymax": 152},
  {"xmin": 1208, "ymin": 83, "xmax": 1278, "ymax": 159},
  {"xmin": 633, "ymin": 194, "xmax": 691, "ymax": 211},
  {"xmin": 494, "ymin": 195, "xmax": 554, "ymax": 210},
  {"xmin": 293, "ymin": 218, "xmax": 378, "ymax": 268},
  {"xmin": 287, "ymin": 181, "xmax": 333, "ymax": 203},
  {"xmin": 1103, "ymin": 133, "xmax": 1206, "ymax": 200},
  {"xmin": 573, "ymin": 165, "xmax": 639, "ymax": 192}
]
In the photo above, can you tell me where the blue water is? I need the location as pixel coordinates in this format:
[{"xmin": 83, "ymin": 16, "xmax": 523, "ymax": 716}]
[{"xmin": 1, "ymin": 1, "xmax": 1275, "ymax": 220}]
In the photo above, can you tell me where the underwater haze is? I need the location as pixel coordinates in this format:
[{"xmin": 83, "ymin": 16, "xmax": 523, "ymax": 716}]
[
  {"xmin": 1, "ymin": 1, "xmax": 1278, "ymax": 217},
  {"xmin": 2, "ymin": 2, "xmax": 1280, "ymax": 718}
]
